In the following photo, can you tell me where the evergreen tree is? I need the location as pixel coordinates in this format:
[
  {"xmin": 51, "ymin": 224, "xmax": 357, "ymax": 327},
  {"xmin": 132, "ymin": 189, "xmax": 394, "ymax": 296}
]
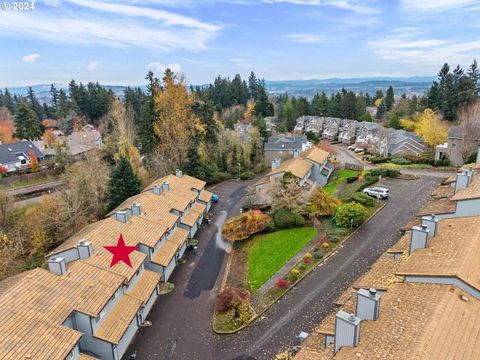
[
  {"xmin": 14, "ymin": 101, "xmax": 43, "ymax": 140},
  {"xmin": 248, "ymin": 71, "xmax": 259, "ymax": 100},
  {"xmin": 295, "ymin": 96, "xmax": 310, "ymax": 117},
  {"xmin": 364, "ymin": 92, "xmax": 373, "ymax": 106},
  {"xmin": 278, "ymin": 96, "xmax": 295, "ymax": 131},
  {"xmin": 27, "ymin": 87, "xmax": 43, "ymax": 120},
  {"xmin": 328, "ymin": 93, "xmax": 342, "ymax": 117},
  {"xmin": 137, "ymin": 71, "xmax": 159, "ymax": 154},
  {"xmin": 252, "ymin": 116, "xmax": 268, "ymax": 139},
  {"xmin": 182, "ymin": 139, "xmax": 205, "ymax": 180},
  {"xmin": 254, "ymin": 86, "xmax": 274, "ymax": 117},
  {"xmin": 376, "ymin": 99, "xmax": 386, "ymax": 119},
  {"xmin": 375, "ymin": 89, "xmax": 384, "ymax": 100},
  {"xmin": 355, "ymin": 94, "xmax": 367, "ymax": 119},
  {"xmin": 50, "ymin": 84, "xmax": 58, "ymax": 111},
  {"xmin": 192, "ymin": 101, "xmax": 218, "ymax": 145},
  {"xmin": 57, "ymin": 89, "xmax": 70, "ymax": 119},
  {"xmin": 341, "ymin": 91, "xmax": 357, "ymax": 119},
  {"xmin": 107, "ymin": 156, "xmax": 141, "ymax": 211},
  {"xmin": 311, "ymin": 92, "xmax": 328, "ymax": 116},
  {"xmin": 385, "ymin": 86, "xmax": 394, "ymax": 111}
]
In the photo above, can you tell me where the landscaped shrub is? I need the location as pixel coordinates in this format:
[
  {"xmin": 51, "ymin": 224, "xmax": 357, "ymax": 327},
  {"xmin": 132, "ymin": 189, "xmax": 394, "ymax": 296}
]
[
  {"xmin": 275, "ymin": 277, "xmax": 288, "ymax": 290},
  {"xmin": 215, "ymin": 287, "xmax": 250, "ymax": 312},
  {"xmin": 310, "ymin": 188, "xmax": 341, "ymax": 216},
  {"xmin": 357, "ymin": 175, "xmax": 379, "ymax": 192},
  {"xmin": 434, "ymin": 159, "xmax": 450, "ymax": 167},
  {"xmin": 240, "ymin": 171, "xmax": 255, "ymax": 180},
  {"xmin": 222, "ymin": 211, "xmax": 271, "ymax": 241},
  {"xmin": 293, "ymin": 210, "xmax": 305, "ymax": 226},
  {"xmin": 321, "ymin": 241, "xmax": 330, "ymax": 249},
  {"xmin": 390, "ymin": 157, "xmax": 412, "ymax": 165},
  {"xmin": 317, "ymin": 234, "xmax": 327, "ymax": 247},
  {"xmin": 405, "ymin": 155, "xmax": 435, "ymax": 165},
  {"xmin": 303, "ymin": 253, "xmax": 312, "ymax": 264},
  {"xmin": 350, "ymin": 192, "xmax": 374, "ymax": 207},
  {"xmin": 370, "ymin": 156, "xmax": 388, "ymax": 164},
  {"xmin": 263, "ymin": 217, "xmax": 276, "ymax": 233},
  {"xmin": 467, "ymin": 152, "xmax": 477, "ymax": 163},
  {"xmin": 369, "ymin": 168, "xmax": 401, "ymax": 178},
  {"xmin": 298, "ymin": 263, "xmax": 308, "ymax": 272},
  {"xmin": 288, "ymin": 269, "xmax": 301, "ymax": 283},
  {"xmin": 273, "ymin": 208, "xmax": 296, "ymax": 229},
  {"xmin": 313, "ymin": 251, "xmax": 323, "ymax": 260},
  {"xmin": 346, "ymin": 175, "xmax": 358, "ymax": 183},
  {"xmin": 333, "ymin": 202, "xmax": 367, "ymax": 228}
]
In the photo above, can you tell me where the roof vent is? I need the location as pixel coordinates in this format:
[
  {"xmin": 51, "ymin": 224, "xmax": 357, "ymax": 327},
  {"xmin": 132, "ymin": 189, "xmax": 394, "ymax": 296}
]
[
  {"xmin": 162, "ymin": 181, "xmax": 170, "ymax": 192},
  {"xmin": 112, "ymin": 210, "xmax": 130, "ymax": 223},
  {"xmin": 131, "ymin": 202, "xmax": 142, "ymax": 216},
  {"xmin": 48, "ymin": 257, "xmax": 67, "ymax": 275},
  {"xmin": 455, "ymin": 170, "xmax": 469, "ymax": 192},
  {"xmin": 151, "ymin": 185, "xmax": 162, "ymax": 195},
  {"xmin": 176, "ymin": 169, "xmax": 183, "ymax": 178},
  {"xmin": 421, "ymin": 215, "xmax": 438, "ymax": 238},
  {"xmin": 78, "ymin": 240, "xmax": 93, "ymax": 260},
  {"xmin": 409, "ymin": 225, "xmax": 430, "ymax": 255}
]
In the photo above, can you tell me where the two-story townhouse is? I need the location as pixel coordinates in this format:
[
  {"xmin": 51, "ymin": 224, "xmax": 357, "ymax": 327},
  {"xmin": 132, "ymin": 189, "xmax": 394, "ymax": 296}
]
[{"xmin": 263, "ymin": 135, "xmax": 313, "ymax": 166}]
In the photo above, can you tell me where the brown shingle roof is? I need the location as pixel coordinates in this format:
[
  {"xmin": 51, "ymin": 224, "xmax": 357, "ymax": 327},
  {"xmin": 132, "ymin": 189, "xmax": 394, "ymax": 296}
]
[
  {"xmin": 269, "ymin": 157, "xmax": 313, "ymax": 179},
  {"xmin": 303, "ymin": 147, "xmax": 330, "ymax": 165},
  {"xmin": 199, "ymin": 190, "xmax": 212, "ymax": 203},
  {"xmin": 353, "ymin": 253, "xmax": 406, "ymax": 291},
  {"xmin": 151, "ymin": 240, "xmax": 178, "ymax": 267},
  {"xmin": 181, "ymin": 209, "xmax": 202, "ymax": 227},
  {"xmin": 387, "ymin": 233, "xmax": 411, "ymax": 254},
  {"xmin": 127, "ymin": 270, "xmax": 160, "ymax": 304},
  {"xmin": 168, "ymin": 227, "xmax": 189, "ymax": 247},
  {"xmin": 79, "ymin": 354, "xmax": 99, "ymax": 360},
  {"xmin": 431, "ymin": 184, "xmax": 455, "ymax": 199},
  {"xmin": 94, "ymin": 295, "xmax": 142, "ymax": 344},
  {"xmin": 192, "ymin": 202, "xmax": 206, "ymax": 214},
  {"xmin": 397, "ymin": 216, "xmax": 480, "ymax": 291},
  {"xmin": 416, "ymin": 198, "xmax": 456, "ymax": 216}
]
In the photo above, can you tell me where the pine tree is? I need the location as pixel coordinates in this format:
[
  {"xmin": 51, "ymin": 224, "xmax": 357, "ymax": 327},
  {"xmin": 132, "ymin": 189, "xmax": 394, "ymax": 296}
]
[
  {"xmin": 254, "ymin": 86, "xmax": 274, "ymax": 117},
  {"xmin": 376, "ymin": 99, "xmax": 386, "ymax": 119},
  {"xmin": 138, "ymin": 71, "xmax": 159, "ymax": 155},
  {"xmin": 385, "ymin": 86, "xmax": 394, "ymax": 111},
  {"xmin": 2, "ymin": 89, "xmax": 15, "ymax": 114},
  {"xmin": 182, "ymin": 140, "xmax": 205, "ymax": 180},
  {"xmin": 107, "ymin": 156, "xmax": 142, "ymax": 211},
  {"xmin": 14, "ymin": 101, "xmax": 43, "ymax": 140},
  {"xmin": 249, "ymin": 71, "xmax": 259, "ymax": 100}
]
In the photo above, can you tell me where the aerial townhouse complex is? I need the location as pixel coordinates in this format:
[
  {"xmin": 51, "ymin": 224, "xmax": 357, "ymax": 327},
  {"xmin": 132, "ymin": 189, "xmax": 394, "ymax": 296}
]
[
  {"xmin": 294, "ymin": 161, "xmax": 480, "ymax": 359},
  {"xmin": 0, "ymin": 170, "xmax": 212, "ymax": 360}
]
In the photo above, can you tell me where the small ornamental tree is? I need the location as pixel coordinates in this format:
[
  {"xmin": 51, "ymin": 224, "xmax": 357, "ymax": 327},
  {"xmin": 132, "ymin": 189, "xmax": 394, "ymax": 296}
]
[
  {"xmin": 222, "ymin": 211, "xmax": 270, "ymax": 241},
  {"xmin": 29, "ymin": 149, "xmax": 38, "ymax": 172},
  {"xmin": 276, "ymin": 277, "xmax": 288, "ymax": 290},
  {"xmin": 333, "ymin": 201, "xmax": 367, "ymax": 228},
  {"xmin": 215, "ymin": 287, "xmax": 250, "ymax": 312},
  {"xmin": 0, "ymin": 165, "xmax": 7, "ymax": 174},
  {"xmin": 310, "ymin": 187, "xmax": 341, "ymax": 216}
]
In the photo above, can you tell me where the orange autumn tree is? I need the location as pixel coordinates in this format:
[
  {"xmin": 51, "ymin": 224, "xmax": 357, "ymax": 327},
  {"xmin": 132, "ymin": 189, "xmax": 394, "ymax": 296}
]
[
  {"xmin": 43, "ymin": 129, "xmax": 57, "ymax": 147},
  {"xmin": 222, "ymin": 211, "xmax": 271, "ymax": 241},
  {"xmin": 0, "ymin": 108, "xmax": 14, "ymax": 144},
  {"xmin": 29, "ymin": 149, "xmax": 38, "ymax": 172}
]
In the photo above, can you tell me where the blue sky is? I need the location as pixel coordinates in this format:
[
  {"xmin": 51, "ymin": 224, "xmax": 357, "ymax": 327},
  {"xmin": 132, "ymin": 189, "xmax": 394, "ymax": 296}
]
[{"xmin": 0, "ymin": 0, "xmax": 479, "ymax": 86}]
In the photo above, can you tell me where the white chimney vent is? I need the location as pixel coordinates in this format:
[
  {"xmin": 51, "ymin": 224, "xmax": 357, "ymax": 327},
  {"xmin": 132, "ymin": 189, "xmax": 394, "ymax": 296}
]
[
  {"xmin": 421, "ymin": 215, "xmax": 438, "ymax": 238},
  {"xmin": 466, "ymin": 166, "xmax": 474, "ymax": 185},
  {"xmin": 409, "ymin": 225, "xmax": 430, "ymax": 255},
  {"xmin": 334, "ymin": 311, "xmax": 361, "ymax": 354},
  {"xmin": 356, "ymin": 288, "xmax": 381, "ymax": 321},
  {"xmin": 293, "ymin": 148, "xmax": 300, "ymax": 158},
  {"xmin": 162, "ymin": 181, "xmax": 170, "ymax": 192},
  {"xmin": 48, "ymin": 257, "xmax": 67, "ymax": 275},
  {"xmin": 476, "ymin": 147, "xmax": 480, "ymax": 165},
  {"xmin": 176, "ymin": 169, "xmax": 183, "ymax": 178},
  {"xmin": 131, "ymin": 203, "xmax": 142, "ymax": 216},
  {"xmin": 455, "ymin": 171, "xmax": 470, "ymax": 192},
  {"xmin": 151, "ymin": 185, "xmax": 162, "ymax": 195},
  {"xmin": 78, "ymin": 240, "xmax": 93, "ymax": 260},
  {"xmin": 112, "ymin": 210, "xmax": 130, "ymax": 223}
]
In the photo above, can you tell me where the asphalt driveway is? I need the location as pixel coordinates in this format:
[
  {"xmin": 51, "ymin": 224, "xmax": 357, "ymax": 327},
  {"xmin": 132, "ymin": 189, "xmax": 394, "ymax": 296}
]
[{"xmin": 127, "ymin": 175, "xmax": 440, "ymax": 360}]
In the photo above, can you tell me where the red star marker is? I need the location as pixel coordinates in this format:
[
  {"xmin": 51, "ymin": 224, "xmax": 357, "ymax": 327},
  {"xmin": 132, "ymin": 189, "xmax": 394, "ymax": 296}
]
[{"xmin": 104, "ymin": 234, "xmax": 137, "ymax": 268}]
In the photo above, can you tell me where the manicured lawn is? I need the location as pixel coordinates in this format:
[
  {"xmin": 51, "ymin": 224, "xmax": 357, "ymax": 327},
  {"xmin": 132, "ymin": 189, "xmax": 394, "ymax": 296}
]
[
  {"xmin": 248, "ymin": 227, "xmax": 317, "ymax": 291},
  {"xmin": 323, "ymin": 169, "xmax": 359, "ymax": 196}
]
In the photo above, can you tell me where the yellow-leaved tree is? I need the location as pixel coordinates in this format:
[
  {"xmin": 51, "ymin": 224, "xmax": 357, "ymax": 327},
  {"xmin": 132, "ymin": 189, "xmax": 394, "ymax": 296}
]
[
  {"xmin": 151, "ymin": 70, "xmax": 204, "ymax": 175},
  {"xmin": 414, "ymin": 109, "xmax": 449, "ymax": 148}
]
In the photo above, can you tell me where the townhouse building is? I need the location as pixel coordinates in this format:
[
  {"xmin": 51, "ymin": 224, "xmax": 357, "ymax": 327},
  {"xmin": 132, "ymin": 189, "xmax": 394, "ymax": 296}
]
[{"xmin": 0, "ymin": 170, "xmax": 212, "ymax": 360}]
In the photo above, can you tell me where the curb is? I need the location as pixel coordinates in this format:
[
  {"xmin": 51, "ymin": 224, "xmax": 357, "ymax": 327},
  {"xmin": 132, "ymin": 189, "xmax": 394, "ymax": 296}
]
[{"xmin": 212, "ymin": 202, "xmax": 387, "ymax": 334}]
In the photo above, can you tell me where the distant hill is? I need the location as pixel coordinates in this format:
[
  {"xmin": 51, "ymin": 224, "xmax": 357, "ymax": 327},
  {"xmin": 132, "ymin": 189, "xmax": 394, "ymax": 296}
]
[{"xmin": 4, "ymin": 76, "xmax": 434, "ymax": 103}]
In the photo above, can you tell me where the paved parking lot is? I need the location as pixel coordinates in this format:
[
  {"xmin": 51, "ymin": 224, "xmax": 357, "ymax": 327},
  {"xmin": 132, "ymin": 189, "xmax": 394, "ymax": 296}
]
[{"xmin": 127, "ymin": 175, "xmax": 441, "ymax": 360}]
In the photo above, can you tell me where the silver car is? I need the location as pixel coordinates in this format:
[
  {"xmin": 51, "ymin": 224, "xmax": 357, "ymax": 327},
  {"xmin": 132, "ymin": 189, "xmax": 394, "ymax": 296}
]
[{"xmin": 363, "ymin": 187, "xmax": 390, "ymax": 199}]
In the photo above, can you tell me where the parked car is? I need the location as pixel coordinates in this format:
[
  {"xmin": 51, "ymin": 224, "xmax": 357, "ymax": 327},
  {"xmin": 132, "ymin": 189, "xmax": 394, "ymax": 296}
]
[
  {"xmin": 363, "ymin": 187, "xmax": 390, "ymax": 199},
  {"xmin": 354, "ymin": 147, "xmax": 364, "ymax": 153},
  {"xmin": 347, "ymin": 145, "xmax": 356, "ymax": 150},
  {"xmin": 212, "ymin": 194, "xmax": 219, "ymax": 203}
]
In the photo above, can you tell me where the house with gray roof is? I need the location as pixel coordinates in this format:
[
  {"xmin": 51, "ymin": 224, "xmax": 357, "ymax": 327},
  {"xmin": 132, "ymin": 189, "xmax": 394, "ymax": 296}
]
[
  {"xmin": 264, "ymin": 134, "xmax": 313, "ymax": 166},
  {"xmin": 0, "ymin": 141, "xmax": 44, "ymax": 172},
  {"xmin": 435, "ymin": 124, "xmax": 480, "ymax": 166}
]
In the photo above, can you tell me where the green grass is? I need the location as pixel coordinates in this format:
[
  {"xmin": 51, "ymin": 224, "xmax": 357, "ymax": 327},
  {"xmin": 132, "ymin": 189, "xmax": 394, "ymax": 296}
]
[
  {"xmin": 323, "ymin": 169, "xmax": 359, "ymax": 196},
  {"xmin": 248, "ymin": 227, "xmax": 317, "ymax": 291},
  {"xmin": 0, "ymin": 175, "xmax": 58, "ymax": 190}
]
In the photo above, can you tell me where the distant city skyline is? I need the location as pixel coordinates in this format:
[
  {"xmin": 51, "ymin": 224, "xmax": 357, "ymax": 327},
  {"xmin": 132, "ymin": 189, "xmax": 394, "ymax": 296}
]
[{"xmin": 0, "ymin": 0, "xmax": 479, "ymax": 86}]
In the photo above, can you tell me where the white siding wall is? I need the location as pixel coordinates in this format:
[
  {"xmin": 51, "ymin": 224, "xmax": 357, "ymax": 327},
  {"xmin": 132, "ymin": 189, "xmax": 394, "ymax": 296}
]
[
  {"xmin": 91, "ymin": 287, "xmax": 123, "ymax": 333},
  {"xmin": 114, "ymin": 315, "xmax": 139, "ymax": 360},
  {"xmin": 177, "ymin": 241, "xmax": 188, "ymax": 259},
  {"xmin": 74, "ymin": 312, "xmax": 112, "ymax": 359},
  {"xmin": 189, "ymin": 223, "xmax": 198, "ymax": 238},
  {"xmin": 145, "ymin": 261, "xmax": 165, "ymax": 279},
  {"xmin": 163, "ymin": 257, "xmax": 176, "ymax": 282},
  {"xmin": 142, "ymin": 288, "xmax": 158, "ymax": 318}
]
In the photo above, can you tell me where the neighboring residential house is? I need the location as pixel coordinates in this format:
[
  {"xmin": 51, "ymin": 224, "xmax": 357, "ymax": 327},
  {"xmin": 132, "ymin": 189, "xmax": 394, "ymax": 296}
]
[
  {"xmin": 264, "ymin": 116, "xmax": 276, "ymax": 132},
  {"xmin": 300, "ymin": 116, "xmax": 325, "ymax": 134},
  {"xmin": 322, "ymin": 118, "xmax": 343, "ymax": 141},
  {"xmin": 254, "ymin": 147, "xmax": 333, "ymax": 205},
  {"xmin": 0, "ymin": 170, "xmax": 212, "ymax": 360},
  {"xmin": 338, "ymin": 120, "xmax": 358, "ymax": 144},
  {"xmin": 0, "ymin": 141, "xmax": 44, "ymax": 172},
  {"xmin": 435, "ymin": 124, "xmax": 480, "ymax": 166},
  {"xmin": 294, "ymin": 170, "xmax": 480, "ymax": 360},
  {"xmin": 264, "ymin": 134, "xmax": 313, "ymax": 166},
  {"xmin": 386, "ymin": 129, "xmax": 425, "ymax": 157}
]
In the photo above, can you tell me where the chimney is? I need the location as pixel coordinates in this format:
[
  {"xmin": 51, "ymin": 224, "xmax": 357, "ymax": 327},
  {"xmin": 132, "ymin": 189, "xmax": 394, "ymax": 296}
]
[
  {"xmin": 131, "ymin": 203, "xmax": 142, "ymax": 216},
  {"xmin": 112, "ymin": 210, "xmax": 130, "ymax": 223},
  {"xmin": 455, "ymin": 171, "xmax": 470, "ymax": 192},
  {"xmin": 356, "ymin": 288, "xmax": 381, "ymax": 321},
  {"xmin": 151, "ymin": 185, "xmax": 162, "ymax": 195},
  {"xmin": 162, "ymin": 181, "xmax": 170, "ymax": 192},
  {"xmin": 476, "ymin": 147, "xmax": 480, "ymax": 165},
  {"xmin": 334, "ymin": 311, "xmax": 361, "ymax": 354},
  {"xmin": 421, "ymin": 215, "xmax": 438, "ymax": 238},
  {"xmin": 466, "ymin": 166, "xmax": 474, "ymax": 185},
  {"xmin": 293, "ymin": 148, "xmax": 300, "ymax": 158},
  {"xmin": 48, "ymin": 257, "xmax": 67, "ymax": 275},
  {"xmin": 176, "ymin": 169, "xmax": 183, "ymax": 178},
  {"xmin": 409, "ymin": 225, "xmax": 430, "ymax": 255},
  {"xmin": 78, "ymin": 240, "xmax": 93, "ymax": 260}
]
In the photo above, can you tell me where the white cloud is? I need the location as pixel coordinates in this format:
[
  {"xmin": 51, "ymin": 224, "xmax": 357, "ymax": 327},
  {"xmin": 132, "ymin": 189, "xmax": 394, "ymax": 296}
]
[
  {"xmin": 369, "ymin": 30, "xmax": 480, "ymax": 68},
  {"xmin": 88, "ymin": 61, "xmax": 98, "ymax": 70},
  {"xmin": 399, "ymin": 0, "xmax": 478, "ymax": 12},
  {"xmin": 146, "ymin": 62, "xmax": 182, "ymax": 73},
  {"xmin": 0, "ymin": 1, "xmax": 220, "ymax": 52},
  {"xmin": 263, "ymin": 0, "xmax": 379, "ymax": 14},
  {"xmin": 283, "ymin": 33, "xmax": 325, "ymax": 44},
  {"xmin": 21, "ymin": 53, "xmax": 40, "ymax": 63}
]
